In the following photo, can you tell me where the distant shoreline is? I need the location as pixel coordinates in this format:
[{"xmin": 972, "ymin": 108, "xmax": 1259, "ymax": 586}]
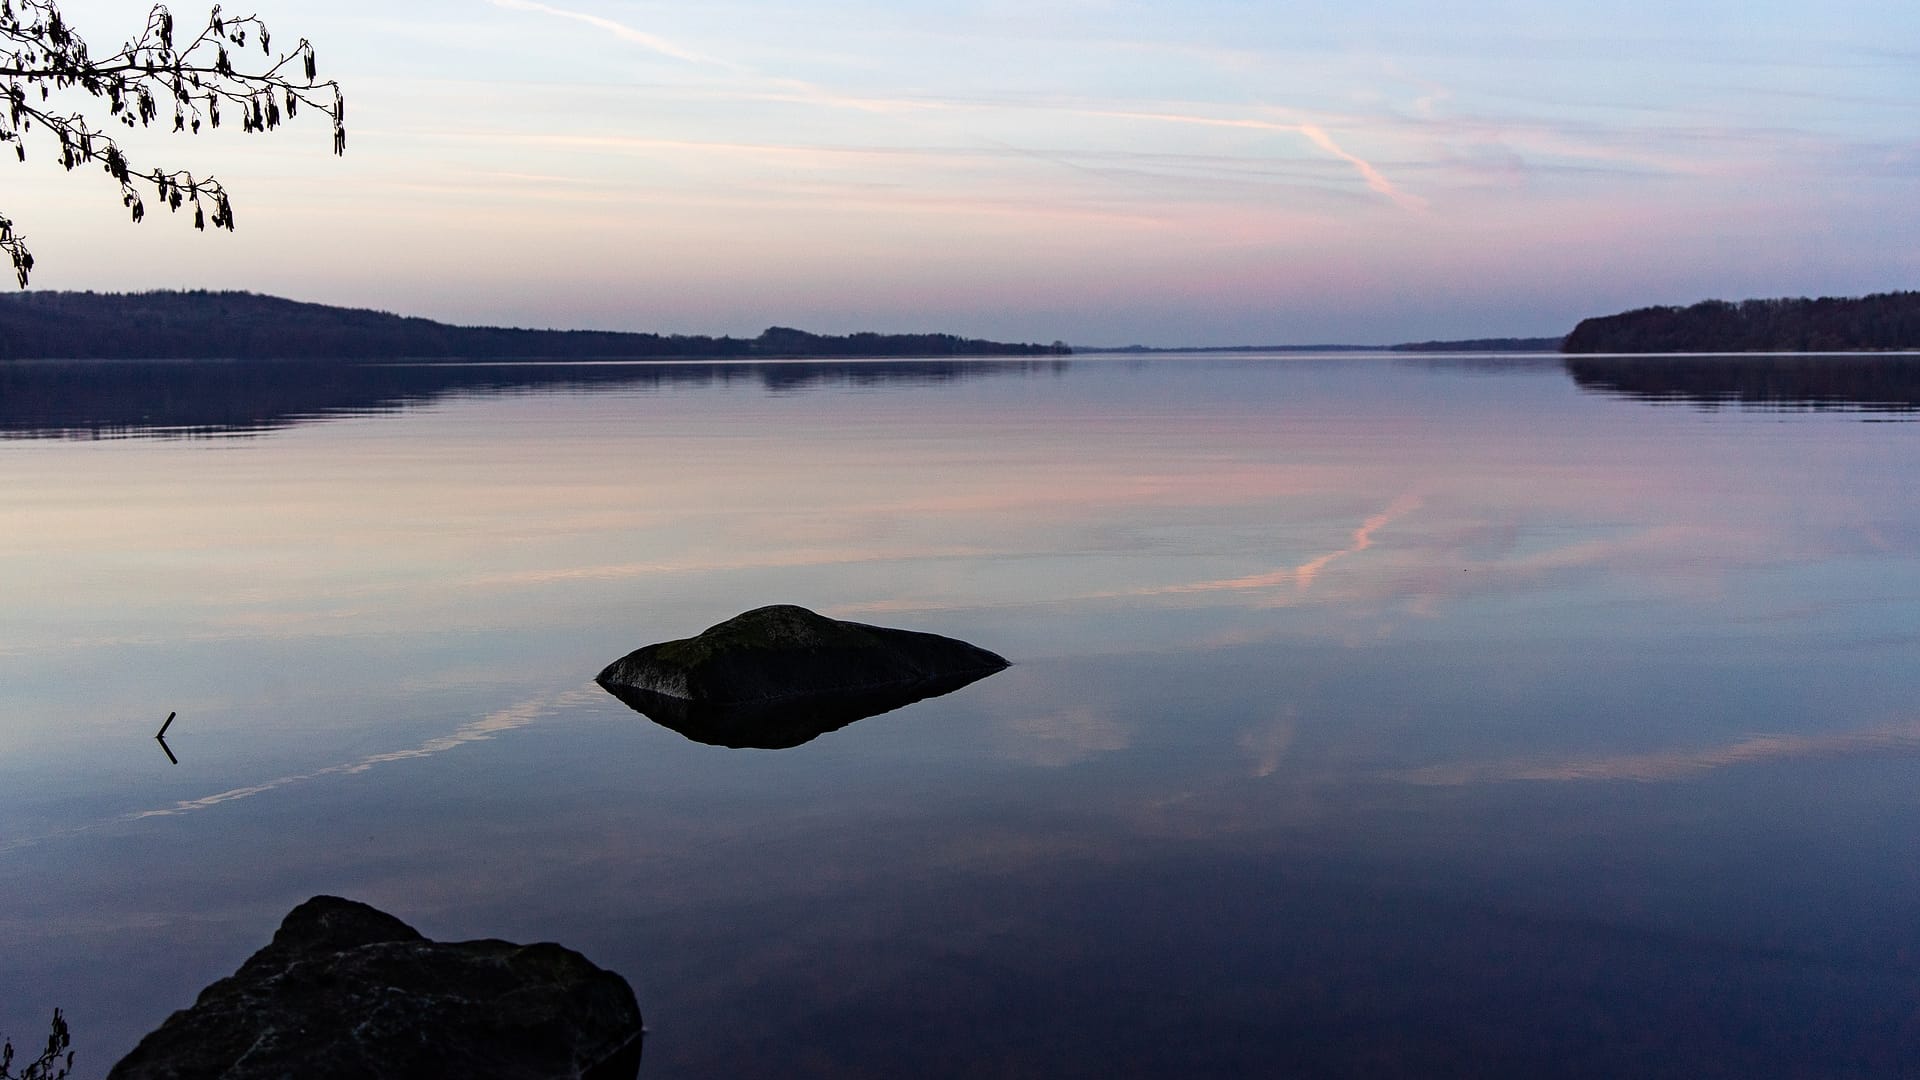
[
  {"xmin": 1080, "ymin": 337, "xmax": 1568, "ymax": 353},
  {"xmin": 1077, "ymin": 340, "xmax": 1564, "ymax": 354},
  {"xmin": 1091, "ymin": 291, "xmax": 1920, "ymax": 355},
  {"xmin": 11, "ymin": 288, "xmax": 1920, "ymax": 361},
  {"xmin": 1077, "ymin": 343, "xmax": 1382, "ymax": 354}
]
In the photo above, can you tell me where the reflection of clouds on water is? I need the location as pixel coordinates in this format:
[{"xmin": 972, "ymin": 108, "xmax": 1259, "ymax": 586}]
[
  {"xmin": 833, "ymin": 502, "xmax": 1745, "ymax": 649},
  {"xmin": 996, "ymin": 707, "xmax": 1131, "ymax": 767},
  {"xmin": 926, "ymin": 829, "xmax": 1113, "ymax": 874},
  {"xmin": 1399, "ymin": 523, "xmax": 1738, "ymax": 609},
  {"xmin": 1292, "ymin": 495, "xmax": 1423, "ymax": 590},
  {"xmin": 1136, "ymin": 493, "xmax": 1422, "ymax": 602},
  {"xmin": 1, "ymin": 689, "xmax": 594, "ymax": 853},
  {"xmin": 818, "ymin": 512, "xmax": 1800, "ymax": 682},
  {"xmin": 1241, "ymin": 711, "xmax": 1299, "ymax": 779},
  {"xmin": 839, "ymin": 495, "xmax": 1429, "ymax": 628},
  {"xmin": 1140, "ymin": 515, "xmax": 1768, "ymax": 644},
  {"xmin": 129, "ymin": 689, "xmax": 599, "ymax": 820},
  {"xmin": 465, "ymin": 545, "xmax": 994, "ymax": 588},
  {"xmin": 1398, "ymin": 720, "xmax": 1920, "ymax": 785}
]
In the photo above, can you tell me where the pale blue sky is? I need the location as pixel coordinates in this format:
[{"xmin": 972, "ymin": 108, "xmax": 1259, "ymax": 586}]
[{"xmin": 9, "ymin": 1, "xmax": 1919, "ymax": 344}]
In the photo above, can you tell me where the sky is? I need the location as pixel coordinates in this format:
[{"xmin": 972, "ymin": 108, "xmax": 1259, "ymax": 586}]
[{"xmin": 5, "ymin": 0, "xmax": 1919, "ymax": 345}]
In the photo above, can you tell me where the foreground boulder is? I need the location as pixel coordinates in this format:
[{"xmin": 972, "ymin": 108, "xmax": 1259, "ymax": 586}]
[
  {"xmin": 597, "ymin": 605, "xmax": 1009, "ymax": 749},
  {"xmin": 109, "ymin": 896, "xmax": 644, "ymax": 1080}
]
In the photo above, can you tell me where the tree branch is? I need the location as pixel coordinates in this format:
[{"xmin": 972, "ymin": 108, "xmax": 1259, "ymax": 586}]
[{"xmin": 0, "ymin": 1, "xmax": 344, "ymax": 285}]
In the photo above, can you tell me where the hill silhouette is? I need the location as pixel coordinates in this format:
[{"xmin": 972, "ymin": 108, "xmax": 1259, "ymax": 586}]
[{"xmin": 0, "ymin": 290, "xmax": 1070, "ymax": 361}]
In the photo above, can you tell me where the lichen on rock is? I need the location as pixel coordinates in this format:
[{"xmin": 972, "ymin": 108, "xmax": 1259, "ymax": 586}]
[{"xmin": 108, "ymin": 896, "xmax": 644, "ymax": 1080}]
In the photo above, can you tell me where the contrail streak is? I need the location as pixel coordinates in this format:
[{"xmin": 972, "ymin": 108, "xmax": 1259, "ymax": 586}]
[
  {"xmin": 1298, "ymin": 123, "xmax": 1424, "ymax": 211},
  {"xmin": 1068, "ymin": 108, "xmax": 1427, "ymax": 212},
  {"xmin": 488, "ymin": 2, "xmax": 1425, "ymax": 209},
  {"xmin": 489, "ymin": 0, "xmax": 726, "ymax": 67},
  {"xmin": 489, "ymin": 0, "xmax": 920, "ymax": 113}
]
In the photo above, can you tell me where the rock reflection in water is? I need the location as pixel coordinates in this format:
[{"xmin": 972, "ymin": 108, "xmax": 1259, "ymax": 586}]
[
  {"xmin": 595, "ymin": 605, "xmax": 1008, "ymax": 749},
  {"xmin": 600, "ymin": 670, "xmax": 1000, "ymax": 750}
]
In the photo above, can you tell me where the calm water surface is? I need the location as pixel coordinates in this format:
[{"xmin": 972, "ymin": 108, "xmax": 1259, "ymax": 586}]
[{"xmin": 3, "ymin": 354, "xmax": 1919, "ymax": 1077}]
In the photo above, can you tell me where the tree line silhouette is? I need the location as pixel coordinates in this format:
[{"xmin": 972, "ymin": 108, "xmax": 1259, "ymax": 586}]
[
  {"xmin": 1390, "ymin": 337, "xmax": 1563, "ymax": 352},
  {"xmin": 0, "ymin": 291, "xmax": 1071, "ymax": 361},
  {"xmin": 0, "ymin": 356, "xmax": 1071, "ymax": 439},
  {"xmin": 1562, "ymin": 292, "xmax": 1920, "ymax": 353}
]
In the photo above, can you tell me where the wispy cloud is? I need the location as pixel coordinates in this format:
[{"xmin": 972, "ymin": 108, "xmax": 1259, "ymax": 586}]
[
  {"xmin": 1298, "ymin": 123, "xmax": 1427, "ymax": 211},
  {"xmin": 489, "ymin": 0, "xmax": 936, "ymax": 114},
  {"xmin": 1065, "ymin": 107, "xmax": 1428, "ymax": 211},
  {"xmin": 485, "ymin": 2, "xmax": 1426, "ymax": 211},
  {"xmin": 489, "ymin": 0, "xmax": 723, "ymax": 67}
]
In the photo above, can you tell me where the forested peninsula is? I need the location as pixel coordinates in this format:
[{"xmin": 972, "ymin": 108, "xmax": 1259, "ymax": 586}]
[
  {"xmin": 1391, "ymin": 337, "xmax": 1563, "ymax": 352},
  {"xmin": 0, "ymin": 291, "xmax": 1071, "ymax": 361},
  {"xmin": 1562, "ymin": 292, "xmax": 1920, "ymax": 353}
]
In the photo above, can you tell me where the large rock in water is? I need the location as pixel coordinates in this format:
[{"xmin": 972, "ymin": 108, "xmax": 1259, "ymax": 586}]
[
  {"xmin": 109, "ymin": 896, "xmax": 644, "ymax": 1080},
  {"xmin": 596, "ymin": 604, "xmax": 1009, "ymax": 749}
]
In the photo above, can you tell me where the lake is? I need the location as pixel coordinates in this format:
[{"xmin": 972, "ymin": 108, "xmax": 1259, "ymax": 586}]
[{"xmin": 3, "ymin": 352, "xmax": 1919, "ymax": 1077}]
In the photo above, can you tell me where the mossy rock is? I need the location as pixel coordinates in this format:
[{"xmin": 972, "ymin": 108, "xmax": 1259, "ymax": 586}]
[{"xmin": 109, "ymin": 897, "xmax": 643, "ymax": 1080}]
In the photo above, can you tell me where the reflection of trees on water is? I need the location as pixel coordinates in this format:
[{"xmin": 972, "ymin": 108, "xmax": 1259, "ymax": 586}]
[
  {"xmin": 1564, "ymin": 355, "xmax": 1920, "ymax": 415},
  {"xmin": 1, "ymin": 1009, "xmax": 73, "ymax": 1080},
  {"xmin": 1393, "ymin": 354, "xmax": 1567, "ymax": 374},
  {"xmin": 0, "ymin": 358, "xmax": 1072, "ymax": 440}
]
